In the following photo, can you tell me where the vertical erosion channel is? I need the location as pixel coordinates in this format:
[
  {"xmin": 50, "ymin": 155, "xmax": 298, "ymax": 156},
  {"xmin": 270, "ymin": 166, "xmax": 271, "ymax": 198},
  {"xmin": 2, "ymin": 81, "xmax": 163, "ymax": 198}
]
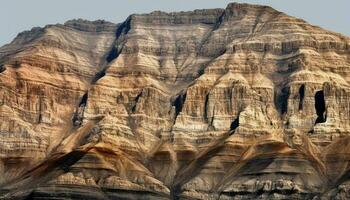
[{"xmin": 298, "ymin": 84, "xmax": 305, "ymax": 110}]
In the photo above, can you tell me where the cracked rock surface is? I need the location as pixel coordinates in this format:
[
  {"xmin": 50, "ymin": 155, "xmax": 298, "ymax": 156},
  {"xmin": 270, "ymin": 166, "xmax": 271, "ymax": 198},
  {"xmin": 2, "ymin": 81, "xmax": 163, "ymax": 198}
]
[{"xmin": 1, "ymin": 3, "xmax": 350, "ymax": 200}]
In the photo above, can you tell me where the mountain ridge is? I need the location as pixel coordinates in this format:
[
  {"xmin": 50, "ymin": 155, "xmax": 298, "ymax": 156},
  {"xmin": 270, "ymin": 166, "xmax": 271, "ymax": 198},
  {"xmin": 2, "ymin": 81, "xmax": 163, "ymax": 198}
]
[{"xmin": 1, "ymin": 2, "xmax": 350, "ymax": 200}]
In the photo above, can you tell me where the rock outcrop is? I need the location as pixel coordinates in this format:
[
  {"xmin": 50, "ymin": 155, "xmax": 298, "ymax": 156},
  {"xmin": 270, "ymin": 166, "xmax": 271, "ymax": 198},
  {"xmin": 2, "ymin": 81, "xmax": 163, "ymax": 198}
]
[{"xmin": 0, "ymin": 3, "xmax": 350, "ymax": 200}]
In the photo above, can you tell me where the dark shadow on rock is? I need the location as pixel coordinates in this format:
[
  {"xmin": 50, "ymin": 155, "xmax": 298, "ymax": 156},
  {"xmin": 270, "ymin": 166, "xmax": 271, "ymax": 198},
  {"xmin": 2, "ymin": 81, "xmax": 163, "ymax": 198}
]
[
  {"xmin": 314, "ymin": 90, "xmax": 326, "ymax": 124},
  {"xmin": 298, "ymin": 84, "xmax": 305, "ymax": 110}
]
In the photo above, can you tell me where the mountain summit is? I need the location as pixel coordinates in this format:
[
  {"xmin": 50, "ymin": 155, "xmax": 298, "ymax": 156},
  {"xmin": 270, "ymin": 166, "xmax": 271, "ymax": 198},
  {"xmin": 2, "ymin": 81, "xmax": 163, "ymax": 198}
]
[{"xmin": 1, "ymin": 3, "xmax": 350, "ymax": 200}]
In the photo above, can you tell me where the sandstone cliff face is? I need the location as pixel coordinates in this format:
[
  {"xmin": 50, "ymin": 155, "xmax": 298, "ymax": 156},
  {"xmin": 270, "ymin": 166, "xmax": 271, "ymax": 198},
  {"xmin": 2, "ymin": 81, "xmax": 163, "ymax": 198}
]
[{"xmin": 0, "ymin": 3, "xmax": 350, "ymax": 200}]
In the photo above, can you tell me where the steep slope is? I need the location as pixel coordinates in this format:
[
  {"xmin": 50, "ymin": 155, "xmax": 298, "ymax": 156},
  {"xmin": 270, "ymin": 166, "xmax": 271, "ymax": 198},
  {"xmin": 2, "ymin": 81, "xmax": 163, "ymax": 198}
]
[
  {"xmin": 0, "ymin": 19, "xmax": 118, "ymax": 191},
  {"xmin": 1, "ymin": 3, "xmax": 350, "ymax": 200}
]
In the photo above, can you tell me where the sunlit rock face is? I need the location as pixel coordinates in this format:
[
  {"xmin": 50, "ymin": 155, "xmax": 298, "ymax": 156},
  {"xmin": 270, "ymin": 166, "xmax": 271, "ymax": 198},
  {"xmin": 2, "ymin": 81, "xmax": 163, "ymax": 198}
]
[{"xmin": 1, "ymin": 3, "xmax": 350, "ymax": 200}]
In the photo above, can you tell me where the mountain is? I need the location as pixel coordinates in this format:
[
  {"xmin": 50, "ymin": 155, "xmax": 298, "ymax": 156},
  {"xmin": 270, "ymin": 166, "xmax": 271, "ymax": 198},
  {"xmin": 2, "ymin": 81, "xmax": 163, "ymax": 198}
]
[{"xmin": 1, "ymin": 3, "xmax": 350, "ymax": 200}]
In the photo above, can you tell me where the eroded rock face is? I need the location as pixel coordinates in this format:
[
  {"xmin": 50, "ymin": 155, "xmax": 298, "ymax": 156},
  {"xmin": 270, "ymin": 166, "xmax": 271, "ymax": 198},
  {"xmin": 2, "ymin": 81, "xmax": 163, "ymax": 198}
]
[{"xmin": 0, "ymin": 3, "xmax": 350, "ymax": 200}]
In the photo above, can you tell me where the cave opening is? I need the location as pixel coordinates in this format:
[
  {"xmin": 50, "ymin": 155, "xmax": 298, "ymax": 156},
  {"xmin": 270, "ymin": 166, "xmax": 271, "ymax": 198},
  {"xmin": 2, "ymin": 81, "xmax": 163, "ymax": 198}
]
[
  {"xmin": 230, "ymin": 116, "xmax": 239, "ymax": 131},
  {"xmin": 314, "ymin": 90, "xmax": 326, "ymax": 124},
  {"xmin": 298, "ymin": 84, "xmax": 305, "ymax": 110},
  {"xmin": 79, "ymin": 93, "xmax": 88, "ymax": 107},
  {"xmin": 172, "ymin": 93, "xmax": 187, "ymax": 117},
  {"xmin": 275, "ymin": 87, "xmax": 289, "ymax": 114}
]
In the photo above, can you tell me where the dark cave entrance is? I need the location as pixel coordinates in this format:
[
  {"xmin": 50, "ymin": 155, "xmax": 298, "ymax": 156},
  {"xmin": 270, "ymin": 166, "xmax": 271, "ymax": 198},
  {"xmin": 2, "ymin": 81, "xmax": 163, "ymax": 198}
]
[
  {"xmin": 230, "ymin": 116, "xmax": 239, "ymax": 131},
  {"xmin": 314, "ymin": 90, "xmax": 326, "ymax": 124},
  {"xmin": 173, "ymin": 93, "xmax": 187, "ymax": 117},
  {"xmin": 79, "ymin": 93, "xmax": 88, "ymax": 107},
  {"xmin": 275, "ymin": 87, "xmax": 289, "ymax": 115},
  {"xmin": 298, "ymin": 84, "xmax": 305, "ymax": 110}
]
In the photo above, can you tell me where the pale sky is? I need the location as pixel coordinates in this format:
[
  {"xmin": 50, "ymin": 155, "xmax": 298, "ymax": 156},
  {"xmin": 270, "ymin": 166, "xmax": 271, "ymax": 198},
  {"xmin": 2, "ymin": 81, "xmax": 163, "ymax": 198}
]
[{"xmin": 1, "ymin": 0, "xmax": 349, "ymax": 46}]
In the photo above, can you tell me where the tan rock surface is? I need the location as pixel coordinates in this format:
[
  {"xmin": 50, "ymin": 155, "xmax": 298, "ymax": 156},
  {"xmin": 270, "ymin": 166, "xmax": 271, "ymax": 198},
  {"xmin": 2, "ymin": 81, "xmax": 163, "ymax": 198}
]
[{"xmin": 1, "ymin": 3, "xmax": 350, "ymax": 200}]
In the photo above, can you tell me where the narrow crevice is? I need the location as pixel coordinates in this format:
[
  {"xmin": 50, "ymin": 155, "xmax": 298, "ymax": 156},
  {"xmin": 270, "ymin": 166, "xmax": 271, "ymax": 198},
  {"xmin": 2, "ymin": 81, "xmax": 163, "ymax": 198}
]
[
  {"xmin": 131, "ymin": 92, "xmax": 142, "ymax": 113},
  {"xmin": 207, "ymin": 106, "xmax": 216, "ymax": 131},
  {"xmin": 37, "ymin": 97, "xmax": 43, "ymax": 124},
  {"xmin": 169, "ymin": 92, "xmax": 187, "ymax": 143},
  {"xmin": 106, "ymin": 47, "xmax": 118, "ymax": 63},
  {"xmin": 105, "ymin": 17, "xmax": 132, "ymax": 63},
  {"xmin": 97, "ymin": 18, "xmax": 132, "ymax": 85},
  {"xmin": 72, "ymin": 92, "xmax": 89, "ymax": 126},
  {"xmin": 204, "ymin": 94, "xmax": 210, "ymax": 122},
  {"xmin": 170, "ymin": 185, "xmax": 181, "ymax": 200},
  {"xmin": 115, "ymin": 17, "xmax": 131, "ymax": 38},
  {"xmin": 230, "ymin": 116, "xmax": 239, "ymax": 131},
  {"xmin": 91, "ymin": 68, "xmax": 106, "ymax": 84},
  {"xmin": 79, "ymin": 93, "xmax": 88, "ymax": 107},
  {"xmin": 197, "ymin": 9, "xmax": 227, "ymax": 61},
  {"xmin": 315, "ymin": 90, "xmax": 327, "ymax": 124},
  {"xmin": 213, "ymin": 10, "xmax": 225, "ymax": 30},
  {"xmin": 172, "ymin": 92, "xmax": 187, "ymax": 119},
  {"xmin": 298, "ymin": 84, "xmax": 305, "ymax": 110},
  {"xmin": 197, "ymin": 67, "xmax": 206, "ymax": 77},
  {"xmin": 197, "ymin": 9, "xmax": 225, "ymax": 55},
  {"xmin": 37, "ymin": 90, "xmax": 45, "ymax": 124},
  {"xmin": 247, "ymin": 6, "xmax": 265, "ymax": 40}
]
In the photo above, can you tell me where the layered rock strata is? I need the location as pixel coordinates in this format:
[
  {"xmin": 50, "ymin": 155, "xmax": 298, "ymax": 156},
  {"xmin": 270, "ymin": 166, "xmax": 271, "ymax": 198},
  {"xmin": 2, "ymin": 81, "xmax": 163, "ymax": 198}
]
[{"xmin": 0, "ymin": 3, "xmax": 350, "ymax": 200}]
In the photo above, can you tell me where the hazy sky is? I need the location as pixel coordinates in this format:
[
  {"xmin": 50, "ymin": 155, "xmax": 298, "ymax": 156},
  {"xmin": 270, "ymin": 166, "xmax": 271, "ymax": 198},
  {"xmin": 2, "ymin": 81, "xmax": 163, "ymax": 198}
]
[{"xmin": 1, "ymin": 0, "xmax": 349, "ymax": 46}]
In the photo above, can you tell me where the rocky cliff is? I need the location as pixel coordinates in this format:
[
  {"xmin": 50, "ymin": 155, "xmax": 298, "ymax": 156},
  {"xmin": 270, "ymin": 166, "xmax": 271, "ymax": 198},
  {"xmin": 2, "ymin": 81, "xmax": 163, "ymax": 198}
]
[{"xmin": 1, "ymin": 3, "xmax": 350, "ymax": 200}]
